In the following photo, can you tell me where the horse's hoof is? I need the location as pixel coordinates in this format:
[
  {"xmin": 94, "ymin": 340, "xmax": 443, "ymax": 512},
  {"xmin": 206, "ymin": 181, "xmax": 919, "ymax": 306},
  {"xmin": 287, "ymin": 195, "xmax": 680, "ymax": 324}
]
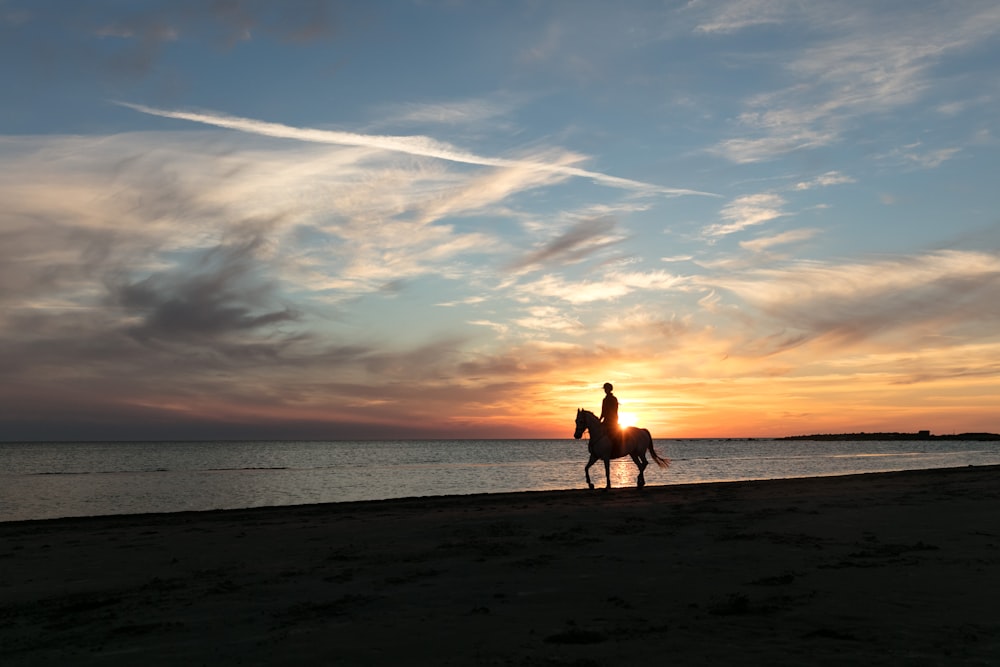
[{"xmin": 588, "ymin": 483, "xmax": 595, "ymax": 490}]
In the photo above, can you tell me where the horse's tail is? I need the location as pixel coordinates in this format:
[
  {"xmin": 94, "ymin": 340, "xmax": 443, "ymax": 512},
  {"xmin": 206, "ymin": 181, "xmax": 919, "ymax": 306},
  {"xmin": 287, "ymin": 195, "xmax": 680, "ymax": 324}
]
[{"xmin": 644, "ymin": 429, "xmax": 670, "ymax": 469}]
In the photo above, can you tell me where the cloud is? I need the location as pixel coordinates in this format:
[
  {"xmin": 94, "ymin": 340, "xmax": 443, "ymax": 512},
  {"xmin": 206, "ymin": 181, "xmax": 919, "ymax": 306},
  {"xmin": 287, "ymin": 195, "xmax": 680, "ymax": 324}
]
[
  {"xmin": 739, "ymin": 228, "xmax": 820, "ymax": 253},
  {"xmin": 515, "ymin": 274, "xmax": 634, "ymax": 304},
  {"xmin": 599, "ymin": 307, "xmax": 692, "ymax": 339},
  {"xmin": 793, "ymin": 171, "xmax": 855, "ymax": 190},
  {"xmin": 508, "ymin": 216, "xmax": 621, "ymax": 271},
  {"xmin": 908, "ymin": 147, "xmax": 961, "ymax": 169},
  {"xmin": 107, "ymin": 237, "xmax": 300, "ymax": 353},
  {"xmin": 413, "ymin": 149, "xmax": 579, "ymax": 225},
  {"xmin": 119, "ymin": 102, "xmax": 716, "ymax": 197},
  {"xmin": 878, "ymin": 143, "xmax": 961, "ymax": 169},
  {"xmin": 0, "ymin": 131, "xmax": 501, "ymax": 385},
  {"xmin": 692, "ymin": 0, "xmax": 803, "ymax": 34},
  {"xmin": 514, "ymin": 306, "xmax": 583, "ymax": 333},
  {"xmin": 711, "ymin": 130, "xmax": 836, "ymax": 164},
  {"xmin": 705, "ymin": 3, "xmax": 1000, "ymax": 162},
  {"xmin": 703, "ymin": 193, "xmax": 787, "ymax": 238},
  {"xmin": 468, "ymin": 319, "xmax": 509, "ymax": 337},
  {"xmin": 515, "ymin": 268, "xmax": 686, "ymax": 305},
  {"xmin": 706, "ymin": 249, "xmax": 1000, "ymax": 353},
  {"xmin": 0, "ymin": 130, "xmax": 547, "ymax": 306},
  {"xmin": 381, "ymin": 94, "xmax": 526, "ymax": 127}
]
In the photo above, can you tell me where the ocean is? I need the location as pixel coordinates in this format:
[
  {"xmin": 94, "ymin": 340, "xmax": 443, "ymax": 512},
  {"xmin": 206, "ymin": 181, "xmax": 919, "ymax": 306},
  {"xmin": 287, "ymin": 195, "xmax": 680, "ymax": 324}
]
[{"xmin": 2, "ymin": 438, "xmax": 998, "ymax": 522}]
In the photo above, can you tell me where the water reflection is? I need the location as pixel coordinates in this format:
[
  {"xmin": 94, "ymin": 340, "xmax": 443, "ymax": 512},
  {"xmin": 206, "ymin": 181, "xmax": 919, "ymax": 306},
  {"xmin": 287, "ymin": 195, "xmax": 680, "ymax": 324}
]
[{"xmin": 608, "ymin": 459, "xmax": 640, "ymax": 488}]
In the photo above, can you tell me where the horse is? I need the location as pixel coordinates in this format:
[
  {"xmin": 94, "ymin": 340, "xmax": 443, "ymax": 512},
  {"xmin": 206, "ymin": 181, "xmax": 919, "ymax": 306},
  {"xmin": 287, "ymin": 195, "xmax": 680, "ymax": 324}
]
[{"xmin": 574, "ymin": 408, "xmax": 670, "ymax": 489}]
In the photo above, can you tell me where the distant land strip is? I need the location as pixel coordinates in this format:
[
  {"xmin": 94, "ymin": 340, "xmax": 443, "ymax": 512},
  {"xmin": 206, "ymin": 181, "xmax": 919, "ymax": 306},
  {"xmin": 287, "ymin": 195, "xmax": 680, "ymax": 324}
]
[{"xmin": 779, "ymin": 431, "xmax": 1000, "ymax": 441}]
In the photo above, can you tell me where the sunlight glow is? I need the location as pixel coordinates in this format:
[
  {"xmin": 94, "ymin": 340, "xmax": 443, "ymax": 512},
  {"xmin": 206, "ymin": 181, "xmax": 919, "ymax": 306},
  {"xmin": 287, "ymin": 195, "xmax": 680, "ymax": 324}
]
[{"xmin": 618, "ymin": 412, "xmax": 637, "ymax": 428}]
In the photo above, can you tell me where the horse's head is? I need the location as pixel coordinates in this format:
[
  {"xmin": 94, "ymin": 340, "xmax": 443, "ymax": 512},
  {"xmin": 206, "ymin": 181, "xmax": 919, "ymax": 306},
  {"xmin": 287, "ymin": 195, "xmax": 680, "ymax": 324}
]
[{"xmin": 574, "ymin": 408, "xmax": 590, "ymax": 439}]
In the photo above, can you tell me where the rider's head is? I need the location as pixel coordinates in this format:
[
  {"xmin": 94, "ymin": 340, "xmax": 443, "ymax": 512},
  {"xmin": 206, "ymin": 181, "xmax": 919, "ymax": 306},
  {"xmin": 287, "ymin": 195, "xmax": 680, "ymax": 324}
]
[{"xmin": 603, "ymin": 382, "xmax": 613, "ymax": 393}]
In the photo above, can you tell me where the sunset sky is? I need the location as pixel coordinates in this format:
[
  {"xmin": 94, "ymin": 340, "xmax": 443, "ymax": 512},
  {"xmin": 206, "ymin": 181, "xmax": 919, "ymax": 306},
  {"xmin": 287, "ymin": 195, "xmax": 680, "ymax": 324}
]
[{"xmin": 3, "ymin": 0, "xmax": 999, "ymax": 440}]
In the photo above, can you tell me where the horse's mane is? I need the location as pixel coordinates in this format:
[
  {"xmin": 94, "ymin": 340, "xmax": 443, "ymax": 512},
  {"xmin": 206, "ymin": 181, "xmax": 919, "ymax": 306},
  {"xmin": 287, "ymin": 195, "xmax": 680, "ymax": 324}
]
[{"xmin": 579, "ymin": 409, "xmax": 597, "ymax": 418}]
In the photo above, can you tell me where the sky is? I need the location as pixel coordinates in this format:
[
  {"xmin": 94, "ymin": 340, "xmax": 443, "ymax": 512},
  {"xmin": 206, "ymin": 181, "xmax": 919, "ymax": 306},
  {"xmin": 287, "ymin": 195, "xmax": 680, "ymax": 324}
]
[{"xmin": 2, "ymin": 0, "xmax": 1000, "ymax": 441}]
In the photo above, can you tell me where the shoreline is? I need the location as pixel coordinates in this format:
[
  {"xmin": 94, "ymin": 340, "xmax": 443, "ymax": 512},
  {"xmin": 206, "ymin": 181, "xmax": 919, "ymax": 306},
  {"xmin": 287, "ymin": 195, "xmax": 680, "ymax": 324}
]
[
  {"xmin": 3, "ymin": 465, "xmax": 999, "ymax": 665},
  {"xmin": 6, "ymin": 462, "xmax": 997, "ymax": 525}
]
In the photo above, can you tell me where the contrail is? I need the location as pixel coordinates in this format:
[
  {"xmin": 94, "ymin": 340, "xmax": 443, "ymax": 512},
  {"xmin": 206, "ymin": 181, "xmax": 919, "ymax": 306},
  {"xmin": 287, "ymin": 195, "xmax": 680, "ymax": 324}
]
[{"xmin": 118, "ymin": 102, "xmax": 716, "ymax": 198}]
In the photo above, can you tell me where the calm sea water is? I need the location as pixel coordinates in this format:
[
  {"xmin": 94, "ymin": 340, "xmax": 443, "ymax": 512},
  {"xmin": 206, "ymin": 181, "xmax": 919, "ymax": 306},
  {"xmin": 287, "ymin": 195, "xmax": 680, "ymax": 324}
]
[{"xmin": 2, "ymin": 439, "xmax": 998, "ymax": 522}]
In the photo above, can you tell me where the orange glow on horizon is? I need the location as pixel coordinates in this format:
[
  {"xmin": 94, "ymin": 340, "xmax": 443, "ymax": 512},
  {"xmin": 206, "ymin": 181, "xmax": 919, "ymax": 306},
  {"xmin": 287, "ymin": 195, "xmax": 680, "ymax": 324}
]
[{"xmin": 522, "ymin": 358, "xmax": 1000, "ymax": 439}]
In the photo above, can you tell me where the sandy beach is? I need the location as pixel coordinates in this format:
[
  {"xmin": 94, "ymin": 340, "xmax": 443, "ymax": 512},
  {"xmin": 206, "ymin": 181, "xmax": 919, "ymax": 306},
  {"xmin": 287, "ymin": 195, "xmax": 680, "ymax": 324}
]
[{"xmin": 2, "ymin": 466, "xmax": 999, "ymax": 666}]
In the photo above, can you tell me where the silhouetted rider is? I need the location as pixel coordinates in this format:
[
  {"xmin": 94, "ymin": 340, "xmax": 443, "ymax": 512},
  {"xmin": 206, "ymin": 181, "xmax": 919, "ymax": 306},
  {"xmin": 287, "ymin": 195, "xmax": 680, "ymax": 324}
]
[{"xmin": 600, "ymin": 382, "xmax": 620, "ymax": 447}]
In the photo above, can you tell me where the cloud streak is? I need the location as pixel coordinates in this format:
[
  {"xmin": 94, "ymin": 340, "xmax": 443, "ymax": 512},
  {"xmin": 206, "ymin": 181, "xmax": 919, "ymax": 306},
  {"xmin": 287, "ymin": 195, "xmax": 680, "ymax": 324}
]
[
  {"xmin": 739, "ymin": 228, "xmax": 820, "ymax": 253},
  {"xmin": 119, "ymin": 102, "xmax": 715, "ymax": 197},
  {"xmin": 794, "ymin": 171, "xmax": 855, "ymax": 191},
  {"xmin": 508, "ymin": 216, "xmax": 621, "ymax": 271}
]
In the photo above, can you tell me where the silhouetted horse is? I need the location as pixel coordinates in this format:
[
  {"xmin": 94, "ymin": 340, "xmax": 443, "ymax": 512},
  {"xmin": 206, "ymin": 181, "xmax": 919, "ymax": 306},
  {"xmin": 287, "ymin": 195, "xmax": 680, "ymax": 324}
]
[{"xmin": 574, "ymin": 409, "xmax": 670, "ymax": 489}]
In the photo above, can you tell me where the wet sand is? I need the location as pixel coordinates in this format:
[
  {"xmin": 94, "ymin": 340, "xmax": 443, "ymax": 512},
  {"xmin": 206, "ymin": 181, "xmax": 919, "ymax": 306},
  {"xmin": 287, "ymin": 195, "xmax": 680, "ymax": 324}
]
[{"xmin": 2, "ymin": 466, "xmax": 999, "ymax": 666}]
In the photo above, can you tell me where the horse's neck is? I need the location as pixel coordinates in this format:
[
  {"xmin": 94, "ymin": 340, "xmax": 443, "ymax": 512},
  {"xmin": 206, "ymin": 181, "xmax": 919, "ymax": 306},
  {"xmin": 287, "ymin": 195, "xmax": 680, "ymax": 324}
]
[{"xmin": 587, "ymin": 414, "xmax": 605, "ymax": 438}]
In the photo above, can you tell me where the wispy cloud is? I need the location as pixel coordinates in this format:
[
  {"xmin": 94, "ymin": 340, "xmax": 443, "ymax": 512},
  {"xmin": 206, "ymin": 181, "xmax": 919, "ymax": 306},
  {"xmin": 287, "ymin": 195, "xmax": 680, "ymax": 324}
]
[
  {"xmin": 380, "ymin": 94, "xmax": 526, "ymax": 127},
  {"xmin": 661, "ymin": 254, "xmax": 694, "ymax": 263},
  {"xmin": 703, "ymin": 193, "xmax": 787, "ymax": 238},
  {"xmin": 508, "ymin": 216, "xmax": 621, "ymax": 271},
  {"xmin": 514, "ymin": 306, "xmax": 583, "ymax": 334},
  {"xmin": 878, "ymin": 142, "xmax": 961, "ymax": 169},
  {"xmin": 739, "ymin": 228, "xmax": 820, "ymax": 253},
  {"xmin": 711, "ymin": 130, "xmax": 835, "ymax": 164},
  {"xmin": 108, "ymin": 237, "xmax": 300, "ymax": 353},
  {"xmin": 706, "ymin": 249, "xmax": 1000, "ymax": 352},
  {"xmin": 794, "ymin": 171, "xmax": 855, "ymax": 191},
  {"xmin": 704, "ymin": 3, "xmax": 1000, "ymax": 162},
  {"xmin": 692, "ymin": 0, "xmax": 805, "ymax": 34},
  {"xmin": 514, "ymin": 274, "xmax": 634, "ymax": 304},
  {"xmin": 515, "ymin": 268, "xmax": 687, "ymax": 305},
  {"xmin": 119, "ymin": 102, "xmax": 715, "ymax": 197},
  {"xmin": 413, "ymin": 150, "xmax": 579, "ymax": 225}
]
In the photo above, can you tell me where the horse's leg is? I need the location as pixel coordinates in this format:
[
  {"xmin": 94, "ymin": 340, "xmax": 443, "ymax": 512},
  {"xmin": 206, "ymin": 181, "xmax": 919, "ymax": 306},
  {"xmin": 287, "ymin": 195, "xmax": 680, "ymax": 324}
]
[
  {"xmin": 636, "ymin": 433, "xmax": 652, "ymax": 484},
  {"xmin": 603, "ymin": 458, "xmax": 611, "ymax": 489},
  {"xmin": 630, "ymin": 453, "xmax": 646, "ymax": 488},
  {"xmin": 584, "ymin": 454, "xmax": 598, "ymax": 490}
]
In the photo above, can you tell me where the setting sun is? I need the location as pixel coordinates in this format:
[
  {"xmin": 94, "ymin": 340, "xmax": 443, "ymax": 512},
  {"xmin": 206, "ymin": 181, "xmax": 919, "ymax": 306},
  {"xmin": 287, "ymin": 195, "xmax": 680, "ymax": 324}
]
[{"xmin": 618, "ymin": 412, "xmax": 638, "ymax": 429}]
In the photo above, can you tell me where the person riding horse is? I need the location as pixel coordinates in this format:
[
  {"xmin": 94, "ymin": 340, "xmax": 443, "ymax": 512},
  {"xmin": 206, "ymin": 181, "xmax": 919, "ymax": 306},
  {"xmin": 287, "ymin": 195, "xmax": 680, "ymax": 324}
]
[{"xmin": 574, "ymin": 408, "xmax": 669, "ymax": 489}]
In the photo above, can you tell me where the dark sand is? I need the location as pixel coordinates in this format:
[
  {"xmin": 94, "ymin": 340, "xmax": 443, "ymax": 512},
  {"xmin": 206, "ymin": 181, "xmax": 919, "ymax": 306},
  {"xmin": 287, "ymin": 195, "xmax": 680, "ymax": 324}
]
[{"xmin": 2, "ymin": 466, "xmax": 999, "ymax": 666}]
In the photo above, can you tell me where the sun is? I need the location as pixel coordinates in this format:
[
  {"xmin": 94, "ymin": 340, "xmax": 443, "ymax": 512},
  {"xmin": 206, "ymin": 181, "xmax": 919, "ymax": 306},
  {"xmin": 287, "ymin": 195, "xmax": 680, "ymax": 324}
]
[{"xmin": 618, "ymin": 411, "xmax": 637, "ymax": 428}]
